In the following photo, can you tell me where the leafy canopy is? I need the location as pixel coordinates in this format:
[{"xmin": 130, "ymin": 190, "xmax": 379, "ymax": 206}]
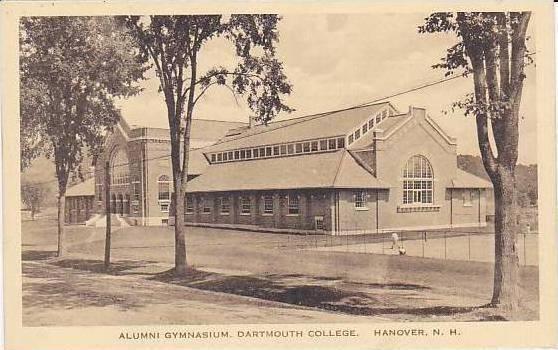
[{"xmin": 20, "ymin": 17, "xmax": 146, "ymax": 176}]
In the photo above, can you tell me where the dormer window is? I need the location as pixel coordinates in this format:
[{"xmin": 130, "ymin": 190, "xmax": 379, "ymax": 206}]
[
  {"xmin": 217, "ymin": 153, "xmax": 222, "ymax": 162},
  {"xmin": 348, "ymin": 134, "xmax": 354, "ymax": 144},
  {"xmin": 354, "ymin": 129, "xmax": 361, "ymax": 140},
  {"xmin": 369, "ymin": 118, "xmax": 374, "ymax": 129},
  {"xmin": 320, "ymin": 140, "xmax": 328, "ymax": 150},
  {"xmin": 337, "ymin": 137, "xmax": 345, "ymax": 148},
  {"xmin": 362, "ymin": 123, "xmax": 368, "ymax": 134},
  {"xmin": 295, "ymin": 143, "xmax": 303, "ymax": 153},
  {"xmin": 211, "ymin": 154, "xmax": 216, "ymax": 162},
  {"xmin": 273, "ymin": 146, "xmax": 280, "ymax": 155},
  {"xmin": 329, "ymin": 139, "xmax": 336, "ymax": 149}
]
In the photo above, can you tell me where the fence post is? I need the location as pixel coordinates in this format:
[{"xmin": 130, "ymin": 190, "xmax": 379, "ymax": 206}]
[
  {"xmin": 524, "ymin": 232, "xmax": 527, "ymax": 266},
  {"xmin": 444, "ymin": 231, "xmax": 447, "ymax": 260},
  {"xmin": 422, "ymin": 233, "xmax": 425, "ymax": 258},
  {"xmin": 468, "ymin": 232, "xmax": 471, "ymax": 261}
]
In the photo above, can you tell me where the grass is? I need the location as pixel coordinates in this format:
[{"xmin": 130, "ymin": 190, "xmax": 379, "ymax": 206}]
[{"xmin": 22, "ymin": 216, "xmax": 540, "ymax": 323}]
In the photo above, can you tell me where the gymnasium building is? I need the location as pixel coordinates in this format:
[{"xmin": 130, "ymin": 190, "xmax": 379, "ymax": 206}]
[{"xmin": 66, "ymin": 101, "xmax": 492, "ymax": 234}]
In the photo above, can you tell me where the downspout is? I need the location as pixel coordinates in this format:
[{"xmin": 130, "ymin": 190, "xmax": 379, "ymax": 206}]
[
  {"xmin": 478, "ymin": 188, "xmax": 481, "ymax": 226},
  {"xmin": 376, "ymin": 190, "xmax": 379, "ymax": 234},
  {"xmin": 449, "ymin": 188, "xmax": 453, "ymax": 228}
]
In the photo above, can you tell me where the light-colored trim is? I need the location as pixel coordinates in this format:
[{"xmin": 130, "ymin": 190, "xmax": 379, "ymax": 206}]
[
  {"xmin": 425, "ymin": 114, "xmax": 457, "ymax": 145},
  {"xmin": 286, "ymin": 213, "xmax": 299, "ymax": 217},
  {"xmin": 239, "ymin": 213, "xmax": 251, "ymax": 216},
  {"xmin": 261, "ymin": 213, "xmax": 274, "ymax": 216},
  {"xmin": 355, "ymin": 207, "xmax": 369, "ymax": 211}
]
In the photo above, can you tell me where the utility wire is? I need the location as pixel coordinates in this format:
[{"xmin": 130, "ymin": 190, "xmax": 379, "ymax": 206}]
[{"xmin": 23, "ymin": 73, "xmax": 467, "ymax": 188}]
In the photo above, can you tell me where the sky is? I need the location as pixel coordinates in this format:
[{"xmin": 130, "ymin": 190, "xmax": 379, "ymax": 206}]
[{"xmin": 117, "ymin": 13, "xmax": 537, "ymax": 165}]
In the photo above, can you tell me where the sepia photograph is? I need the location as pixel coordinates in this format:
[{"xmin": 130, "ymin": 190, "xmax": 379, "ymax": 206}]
[{"xmin": 2, "ymin": 1, "xmax": 557, "ymax": 349}]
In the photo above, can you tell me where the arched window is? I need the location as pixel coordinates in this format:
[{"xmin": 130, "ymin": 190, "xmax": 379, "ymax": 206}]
[
  {"xmin": 110, "ymin": 148, "xmax": 129, "ymax": 186},
  {"xmin": 158, "ymin": 175, "xmax": 171, "ymax": 201},
  {"xmin": 402, "ymin": 155, "xmax": 433, "ymax": 205}
]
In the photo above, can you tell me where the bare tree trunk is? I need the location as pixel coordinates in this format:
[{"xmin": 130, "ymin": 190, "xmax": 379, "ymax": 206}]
[
  {"xmin": 57, "ymin": 190, "xmax": 67, "ymax": 257},
  {"xmin": 490, "ymin": 167, "xmax": 520, "ymax": 316},
  {"xmin": 174, "ymin": 179, "xmax": 187, "ymax": 274}
]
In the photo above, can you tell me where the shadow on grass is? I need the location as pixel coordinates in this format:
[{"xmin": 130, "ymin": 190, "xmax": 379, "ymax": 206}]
[
  {"xmin": 22, "ymin": 250, "xmax": 58, "ymax": 261},
  {"xmin": 51, "ymin": 258, "xmax": 158, "ymax": 276},
  {"xmin": 22, "ymin": 261, "xmax": 143, "ymax": 312},
  {"xmin": 151, "ymin": 268, "xmax": 479, "ymax": 318}
]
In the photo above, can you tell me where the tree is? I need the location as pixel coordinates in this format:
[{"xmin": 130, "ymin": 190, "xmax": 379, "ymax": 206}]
[
  {"xmin": 420, "ymin": 12, "xmax": 532, "ymax": 316},
  {"xmin": 20, "ymin": 17, "xmax": 146, "ymax": 256},
  {"xmin": 21, "ymin": 181, "xmax": 49, "ymax": 220},
  {"xmin": 123, "ymin": 15, "xmax": 292, "ymax": 275}
]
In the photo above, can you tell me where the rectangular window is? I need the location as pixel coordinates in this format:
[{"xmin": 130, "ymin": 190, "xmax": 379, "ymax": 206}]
[
  {"xmin": 228, "ymin": 151, "xmax": 233, "ymax": 160},
  {"xmin": 234, "ymin": 151, "xmax": 240, "ymax": 160},
  {"xmin": 259, "ymin": 147, "xmax": 265, "ymax": 157},
  {"xmin": 263, "ymin": 195, "xmax": 274, "ymax": 214},
  {"xmin": 217, "ymin": 153, "xmax": 222, "ymax": 162},
  {"xmin": 220, "ymin": 197, "xmax": 230, "ymax": 214},
  {"xmin": 280, "ymin": 145, "xmax": 287, "ymax": 155},
  {"xmin": 348, "ymin": 134, "xmax": 354, "ymax": 144},
  {"xmin": 337, "ymin": 137, "xmax": 345, "ymax": 148},
  {"xmin": 287, "ymin": 144, "xmax": 294, "ymax": 154},
  {"xmin": 382, "ymin": 110, "xmax": 387, "ymax": 119},
  {"xmin": 160, "ymin": 203, "xmax": 169, "ymax": 213},
  {"xmin": 273, "ymin": 146, "xmax": 280, "ymax": 155},
  {"xmin": 355, "ymin": 191, "xmax": 367, "ymax": 208},
  {"xmin": 253, "ymin": 148, "xmax": 259, "ymax": 158},
  {"xmin": 240, "ymin": 150, "xmax": 246, "ymax": 159},
  {"xmin": 311, "ymin": 141, "xmax": 319, "ymax": 152},
  {"xmin": 320, "ymin": 140, "xmax": 328, "ymax": 151},
  {"xmin": 266, "ymin": 147, "xmax": 272, "ymax": 156},
  {"xmin": 185, "ymin": 196, "xmax": 194, "ymax": 214},
  {"xmin": 288, "ymin": 195, "xmax": 299, "ymax": 215},
  {"xmin": 328, "ymin": 139, "xmax": 337, "ymax": 150},
  {"xmin": 363, "ymin": 123, "xmax": 368, "ymax": 134},
  {"xmin": 202, "ymin": 200, "xmax": 212, "ymax": 214},
  {"xmin": 211, "ymin": 154, "xmax": 216, "ymax": 162},
  {"xmin": 223, "ymin": 152, "xmax": 228, "ymax": 161},
  {"xmin": 355, "ymin": 129, "xmax": 361, "ymax": 140},
  {"xmin": 463, "ymin": 190, "xmax": 472, "ymax": 207},
  {"xmin": 246, "ymin": 149, "xmax": 252, "ymax": 159},
  {"xmin": 369, "ymin": 118, "xmax": 374, "ymax": 129},
  {"xmin": 132, "ymin": 181, "xmax": 140, "ymax": 201},
  {"xmin": 295, "ymin": 143, "xmax": 303, "ymax": 153},
  {"xmin": 240, "ymin": 197, "xmax": 251, "ymax": 215},
  {"xmin": 376, "ymin": 114, "xmax": 381, "ymax": 124},
  {"xmin": 303, "ymin": 142, "xmax": 310, "ymax": 152},
  {"xmin": 96, "ymin": 183, "xmax": 103, "ymax": 201}
]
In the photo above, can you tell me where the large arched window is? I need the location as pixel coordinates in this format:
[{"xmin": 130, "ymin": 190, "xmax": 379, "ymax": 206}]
[
  {"xmin": 402, "ymin": 155, "xmax": 433, "ymax": 205},
  {"xmin": 110, "ymin": 148, "xmax": 129, "ymax": 186}
]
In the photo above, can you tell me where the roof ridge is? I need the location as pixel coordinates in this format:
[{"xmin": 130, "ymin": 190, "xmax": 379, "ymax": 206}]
[
  {"xmin": 211, "ymin": 102, "xmax": 391, "ymax": 148},
  {"xmin": 126, "ymin": 117, "xmax": 247, "ymax": 130}
]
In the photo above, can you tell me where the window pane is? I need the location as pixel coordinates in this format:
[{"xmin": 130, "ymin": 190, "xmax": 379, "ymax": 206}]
[
  {"xmin": 246, "ymin": 149, "xmax": 252, "ymax": 158},
  {"xmin": 348, "ymin": 134, "xmax": 354, "ymax": 144},
  {"xmin": 337, "ymin": 138, "xmax": 345, "ymax": 148},
  {"xmin": 217, "ymin": 153, "xmax": 222, "ymax": 162},
  {"xmin": 273, "ymin": 146, "xmax": 280, "ymax": 155},
  {"xmin": 355, "ymin": 129, "xmax": 361, "ymax": 139},
  {"xmin": 280, "ymin": 145, "xmax": 287, "ymax": 154},
  {"xmin": 266, "ymin": 147, "xmax": 272, "ymax": 156},
  {"xmin": 328, "ymin": 139, "xmax": 336, "ymax": 149},
  {"xmin": 320, "ymin": 140, "xmax": 328, "ymax": 150},
  {"xmin": 295, "ymin": 143, "xmax": 303, "ymax": 153},
  {"xmin": 303, "ymin": 142, "xmax": 310, "ymax": 152},
  {"xmin": 287, "ymin": 144, "xmax": 294, "ymax": 154},
  {"xmin": 363, "ymin": 123, "xmax": 368, "ymax": 133},
  {"xmin": 311, "ymin": 141, "xmax": 318, "ymax": 152}
]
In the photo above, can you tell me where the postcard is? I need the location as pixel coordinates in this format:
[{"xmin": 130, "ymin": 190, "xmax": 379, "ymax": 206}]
[{"xmin": 1, "ymin": 0, "xmax": 556, "ymax": 349}]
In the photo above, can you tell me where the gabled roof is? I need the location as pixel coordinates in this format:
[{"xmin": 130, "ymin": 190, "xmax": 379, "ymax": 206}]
[
  {"xmin": 201, "ymin": 102, "xmax": 395, "ymax": 153},
  {"xmin": 450, "ymin": 169, "xmax": 493, "ymax": 188},
  {"xmin": 186, "ymin": 150, "xmax": 387, "ymax": 193},
  {"xmin": 66, "ymin": 177, "xmax": 95, "ymax": 197}
]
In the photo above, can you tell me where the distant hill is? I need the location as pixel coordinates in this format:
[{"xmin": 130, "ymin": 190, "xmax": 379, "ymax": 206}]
[{"xmin": 457, "ymin": 154, "xmax": 538, "ymax": 206}]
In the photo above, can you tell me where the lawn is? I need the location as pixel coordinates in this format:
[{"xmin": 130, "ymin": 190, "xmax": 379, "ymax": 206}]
[{"xmin": 21, "ymin": 217, "xmax": 540, "ymax": 324}]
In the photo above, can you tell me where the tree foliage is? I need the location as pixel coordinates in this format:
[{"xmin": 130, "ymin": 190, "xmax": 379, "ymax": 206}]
[
  {"xmin": 20, "ymin": 16, "xmax": 146, "ymax": 255},
  {"xmin": 122, "ymin": 15, "xmax": 292, "ymax": 273},
  {"xmin": 21, "ymin": 181, "xmax": 49, "ymax": 220}
]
